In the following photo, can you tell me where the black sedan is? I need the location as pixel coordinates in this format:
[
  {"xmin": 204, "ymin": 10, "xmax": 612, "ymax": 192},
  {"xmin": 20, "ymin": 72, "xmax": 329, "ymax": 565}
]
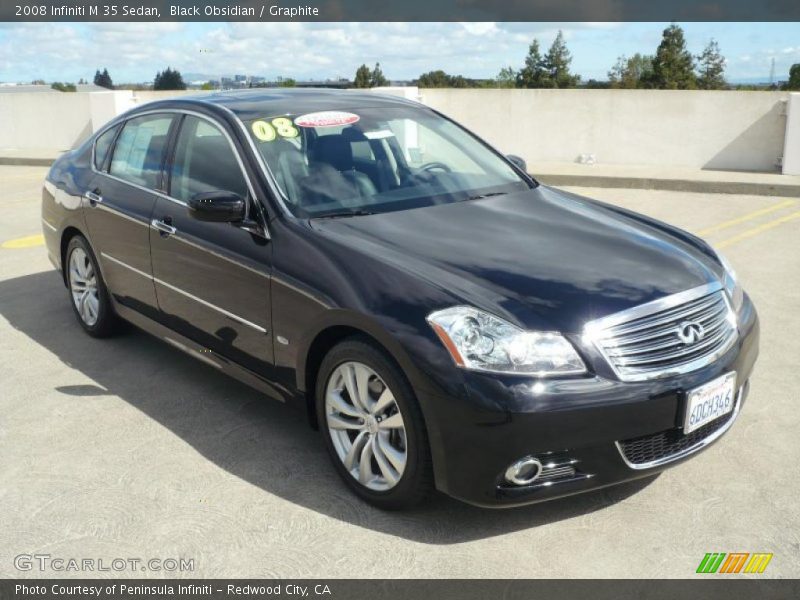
[{"xmin": 42, "ymin": 89, "xmax": 759, "ymax": 509}]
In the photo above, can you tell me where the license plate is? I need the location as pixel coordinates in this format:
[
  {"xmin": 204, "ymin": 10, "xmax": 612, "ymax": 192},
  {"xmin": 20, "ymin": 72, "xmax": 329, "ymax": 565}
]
[{"xmin": 683, "ymin": 372, "xmax": 737, "ymax": 434}]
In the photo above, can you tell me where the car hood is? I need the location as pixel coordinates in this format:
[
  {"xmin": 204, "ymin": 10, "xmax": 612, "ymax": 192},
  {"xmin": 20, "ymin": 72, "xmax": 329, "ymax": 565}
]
[{"xmin": 309, "ymin": 186, "xmax": 720, "ymax": 333}]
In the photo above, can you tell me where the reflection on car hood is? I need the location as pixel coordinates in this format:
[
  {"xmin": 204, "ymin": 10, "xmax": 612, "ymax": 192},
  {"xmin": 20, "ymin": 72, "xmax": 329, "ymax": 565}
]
[{"xmin": 310, "ymin": 186, "xmax": 719, "ymax": 333}]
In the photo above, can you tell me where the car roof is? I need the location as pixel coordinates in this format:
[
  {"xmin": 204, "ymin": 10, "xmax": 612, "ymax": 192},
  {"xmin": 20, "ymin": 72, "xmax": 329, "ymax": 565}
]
[{"xmin": 143, "ymin": 88, "xmax": 425, "ymax": 121}]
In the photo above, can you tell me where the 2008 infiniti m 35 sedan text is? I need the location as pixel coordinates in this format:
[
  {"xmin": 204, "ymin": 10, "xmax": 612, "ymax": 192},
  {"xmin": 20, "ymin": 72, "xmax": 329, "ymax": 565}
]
[{"xmin": 42, "ymin": 89, "xmax": 759, "ymax": 509}]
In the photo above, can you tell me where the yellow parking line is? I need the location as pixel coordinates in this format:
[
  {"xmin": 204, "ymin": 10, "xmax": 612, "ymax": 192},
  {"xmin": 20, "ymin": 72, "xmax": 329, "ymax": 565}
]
[
  {"xmin": 715, "ymin": 210, "xmax": 800, "ymax": 249},
  {"xmin": 696, "ymin": 199, "xmax": 796, "ymax": 236},
  {"xmin": 1, "ymin": 233, "xmax": 44, "ymax": 249}
]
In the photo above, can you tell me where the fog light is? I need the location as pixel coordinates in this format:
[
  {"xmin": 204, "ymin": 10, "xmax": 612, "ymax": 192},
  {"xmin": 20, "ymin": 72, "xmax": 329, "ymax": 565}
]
[{"xmin": 504, "ymin": 457, "xmax": 542, "ymax": 486}]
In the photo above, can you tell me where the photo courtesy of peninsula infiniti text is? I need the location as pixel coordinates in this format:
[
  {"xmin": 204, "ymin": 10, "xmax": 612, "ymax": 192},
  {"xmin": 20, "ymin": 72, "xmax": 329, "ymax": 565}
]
[{"xmin": 41, "ymin": 89, "xmax": 759, "ymax": 509}]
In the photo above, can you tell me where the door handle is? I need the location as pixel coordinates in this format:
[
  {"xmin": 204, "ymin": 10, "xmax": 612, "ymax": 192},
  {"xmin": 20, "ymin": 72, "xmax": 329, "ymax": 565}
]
[
  {"xmin": 151, "ymin": 218, "xmax": 177, "ymax": 236},
  {"xmin": 84, "ymin": 191, "xmax": 103, "ymax": 205}
]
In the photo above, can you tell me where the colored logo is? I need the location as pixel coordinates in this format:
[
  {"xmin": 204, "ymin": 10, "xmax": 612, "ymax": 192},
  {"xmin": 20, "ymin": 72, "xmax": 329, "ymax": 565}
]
[
  {"xmin": 677, "ymin": 320, "xmax": 705, "ymax": 344},
  {"xmin": 696, "ymin": 553, "xmax": 773, "ymax": 574}
]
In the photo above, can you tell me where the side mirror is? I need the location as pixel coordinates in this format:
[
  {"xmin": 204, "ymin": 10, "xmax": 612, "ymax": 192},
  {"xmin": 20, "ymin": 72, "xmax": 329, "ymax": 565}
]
[
  {"xmin": 188, "ymin": 191, "xmax": 246, "ymax": 223},
  {"xmin": 506, "ymin": 154, "xmax": 527, "ymax": 173}
]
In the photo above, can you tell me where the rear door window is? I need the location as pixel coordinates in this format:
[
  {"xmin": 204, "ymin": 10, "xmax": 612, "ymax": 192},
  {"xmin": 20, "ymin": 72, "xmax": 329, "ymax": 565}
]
[
  {"xmin": 109, "ymin": 114, "xmax": 174, "ymax": 190},
  {"xmin": 94, "ymin": 124, "xmax": 120, "ymax": 171}
]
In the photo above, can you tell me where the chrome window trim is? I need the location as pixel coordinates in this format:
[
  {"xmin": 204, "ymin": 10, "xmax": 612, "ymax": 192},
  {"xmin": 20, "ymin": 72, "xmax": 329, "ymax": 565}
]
[
  {"xmin": 616, "ymin": 386, "xmax": 743, "ymax": 470},
  {"xmin": 211, "ymin": 102, "xmax": 295, "ymax": 217},
  {"xmin": 100, "ymin": 251, "xmax": 267, "ymax": 334},
  {"xmin": 90, "ymin": 108, "xmax": 264, "ymax": 229},
  {"xmin": 583, "ymin": 281, "xmax": 739, "ymax": 382}
]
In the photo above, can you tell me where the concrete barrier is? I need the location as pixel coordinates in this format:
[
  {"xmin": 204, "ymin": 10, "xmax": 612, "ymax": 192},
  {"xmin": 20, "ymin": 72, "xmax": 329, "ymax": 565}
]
[
  {"xmin": 783, "ymin": 93, "xmax": 800, "ymax": 175},
  {"xmin": 0, "ymin": 92, "xmax": 93, "ymax": 152},
  {"xmin": 0, "ymin": 88, "xmax": 796, "ymax": 177},
  {"xmin": 420, "ymin": 89, "xmax": 790, "ymax": 173}
]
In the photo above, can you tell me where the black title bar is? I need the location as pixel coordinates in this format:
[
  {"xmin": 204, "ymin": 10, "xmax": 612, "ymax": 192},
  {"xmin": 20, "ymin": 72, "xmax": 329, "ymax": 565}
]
[
  {"xmin": 4, "ymin": 0, "xmax": 800, "ymax": 22},
  {"xmin": 2, "ymin": 580, "xmax": 800, "ymax": 600}
]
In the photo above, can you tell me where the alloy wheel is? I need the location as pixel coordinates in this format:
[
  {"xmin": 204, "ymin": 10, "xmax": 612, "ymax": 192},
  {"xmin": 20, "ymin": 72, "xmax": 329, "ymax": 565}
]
[
  {"xmin": 324, "ymin": 361, "xmax": 408, "ymax": 491},
  {"xmin": 69, "ymin": 247, "xmax": 100, "ymax": 327}
]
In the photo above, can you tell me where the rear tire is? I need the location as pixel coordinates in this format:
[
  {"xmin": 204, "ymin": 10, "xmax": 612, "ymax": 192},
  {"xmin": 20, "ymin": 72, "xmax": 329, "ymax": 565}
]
[
  {"xmin": 316, "ymin": 337, "xmax": 433, "ymax": 510},
  {"xmin": 65, "ymin": 235, "xmax": 120, "ymax": 338}
]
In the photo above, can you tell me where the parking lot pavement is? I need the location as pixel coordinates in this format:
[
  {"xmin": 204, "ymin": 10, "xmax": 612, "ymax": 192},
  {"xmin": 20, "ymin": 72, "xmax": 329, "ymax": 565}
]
[{"xmin": 1, "ymin": 166, "xmax": 798, "ymax": 578}]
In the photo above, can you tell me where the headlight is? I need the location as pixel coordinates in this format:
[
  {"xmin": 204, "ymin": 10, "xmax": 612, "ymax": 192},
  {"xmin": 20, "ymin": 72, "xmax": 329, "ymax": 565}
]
[
  {"xmin": 426, "ymin": 306, "xmax": 586, "ymax": 376},
  {"xmin": 715, "ymin": 249, "xmax": 744, "ymax": 312}
]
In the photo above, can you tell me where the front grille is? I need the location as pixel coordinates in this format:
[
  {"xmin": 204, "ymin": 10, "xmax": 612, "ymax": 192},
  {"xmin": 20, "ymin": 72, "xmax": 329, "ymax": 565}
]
[
  {"xmin": 618, "ymin": 405, "xmax": 736, "ymax": 467},
  {"xmin": 587, "ymin": 285, "xmax": 737, "ymax": 382}
]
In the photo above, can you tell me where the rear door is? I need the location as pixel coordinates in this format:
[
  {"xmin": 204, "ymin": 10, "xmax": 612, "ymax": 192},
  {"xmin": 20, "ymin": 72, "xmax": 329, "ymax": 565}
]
[
  {"xmin": 84, "ymin": 113, "xmax": 176, "ymax": 318},
  {"xmin": 149, "ymin": 113, "xmax": 273, "ymax": 376}
]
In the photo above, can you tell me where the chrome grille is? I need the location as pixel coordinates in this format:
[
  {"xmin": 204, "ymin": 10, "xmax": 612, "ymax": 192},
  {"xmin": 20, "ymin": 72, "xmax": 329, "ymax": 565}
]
[{"xmin": 585, "ymin": 283, "xmax": 737, "ymax": 382}]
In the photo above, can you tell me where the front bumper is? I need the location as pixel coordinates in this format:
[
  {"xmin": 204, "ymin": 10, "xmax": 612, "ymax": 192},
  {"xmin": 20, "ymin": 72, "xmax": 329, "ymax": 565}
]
[{"xmin": 421, "ymin": 295, "xmax": 759, "ymax": 508}]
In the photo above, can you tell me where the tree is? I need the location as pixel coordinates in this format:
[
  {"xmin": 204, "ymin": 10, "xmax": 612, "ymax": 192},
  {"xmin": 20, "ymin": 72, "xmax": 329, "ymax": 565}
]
[
  {"xmin": 370, "ymin": 62, "xmax": 388, "ymax": 87},
  {"xmin": 544, "ymin": 30, "xmax": 580, "ymax": 88},
  {"xmin": 784, "ymin": 64, "xmax": 800, "ymax": 91},
  {"xmin": 609, "ymin": 53, "xmax": 654, "ymax": 89},
  {"xmin": 278, "ymin": 77, "xmax": 296, "ymax": 88},
  {"xmin": 516, "ymin": 39, "xmax": 549, "ymax": 88},
  {"xmin": 417, "ymin": 70, "xmax": 449, "ymax": 87},
  {"xmin": 353, "ymin": 64, "xmax": 371, "ymax": 88},
  {"xmin": 495, "ymin": 66, "xmax": 517, "ymax": 88},
  {"xmin": 416, "ymin": 70, "xmax": 470, "ymax": 88},
  {"xmin": 200, "ymin": 82, "xmax": 215, "ymax": 91},
  {"xmin": 696, "ymin": 39, "xmax": 726, "ymax": 90},
  {"xmin": 94, "ymin": 68, "xmax": 114, "ymax": 89},
  {"xmin": 50, "ymin": 82, "xmax": 77, "ymax": 92},
  {"xmin": 650, "ymin": 23, "xmax": 696, "ymax": 89},
  {"xmin": 153, "ymin": 67, "xmax": 186, "ymax": 91}
]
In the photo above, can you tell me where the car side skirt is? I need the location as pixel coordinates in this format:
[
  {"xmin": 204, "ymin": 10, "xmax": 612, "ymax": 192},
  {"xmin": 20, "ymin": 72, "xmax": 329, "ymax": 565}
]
[{"xmin": 112, "ymin": 300, "xmax": 294, "ymax": 405}]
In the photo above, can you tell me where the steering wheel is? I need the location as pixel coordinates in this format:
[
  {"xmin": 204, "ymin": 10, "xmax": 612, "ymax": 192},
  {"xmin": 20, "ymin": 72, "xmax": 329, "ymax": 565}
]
[{"xmin": 419, "ymin": 162, "xmax": 452, "ymax": 173}]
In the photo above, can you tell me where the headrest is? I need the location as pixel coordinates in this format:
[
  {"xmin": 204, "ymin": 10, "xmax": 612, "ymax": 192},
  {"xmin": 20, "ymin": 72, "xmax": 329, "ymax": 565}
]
[
  {"xmin": 341, "ymin": 127, "xmax": 369, "ymax": 143},
  {"xmin": 312, "ymin": 135, "xmax": 353, "ymax": 172}
]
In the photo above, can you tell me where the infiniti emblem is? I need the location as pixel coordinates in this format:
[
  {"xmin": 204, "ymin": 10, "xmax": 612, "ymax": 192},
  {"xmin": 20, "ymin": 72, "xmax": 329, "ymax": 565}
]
[{"xmin": 676, "ymin": 320, "xmax": 705, "ymax": 344}]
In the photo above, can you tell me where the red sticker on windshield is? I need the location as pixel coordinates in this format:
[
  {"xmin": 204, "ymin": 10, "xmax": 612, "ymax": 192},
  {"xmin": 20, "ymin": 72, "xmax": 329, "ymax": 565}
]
[{"xmin": 294, "ymin": 111, "xmax": 360, "ymax": 128}]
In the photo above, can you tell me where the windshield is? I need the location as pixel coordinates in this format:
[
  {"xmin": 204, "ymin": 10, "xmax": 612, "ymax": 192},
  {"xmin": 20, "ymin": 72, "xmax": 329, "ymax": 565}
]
[{"xmin": 245, "ymin": 106, "xmax": 530, "ymax": 218}]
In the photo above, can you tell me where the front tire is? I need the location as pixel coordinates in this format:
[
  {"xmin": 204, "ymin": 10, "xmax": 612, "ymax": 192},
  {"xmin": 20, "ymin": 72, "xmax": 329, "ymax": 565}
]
[
  {"xmin": 316, "ymin": 338, "xmax": 433, "ymax": 510},
  {"xmin": 65, "ymin": 236, "xmax": 119, "ymax": 338}
]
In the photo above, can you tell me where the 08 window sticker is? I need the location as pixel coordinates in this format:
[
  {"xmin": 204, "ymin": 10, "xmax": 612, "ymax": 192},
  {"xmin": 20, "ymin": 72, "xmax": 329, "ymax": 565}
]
[{"xmin": 251, "ymin": 117, "xmax": 300, "ymax": 142}]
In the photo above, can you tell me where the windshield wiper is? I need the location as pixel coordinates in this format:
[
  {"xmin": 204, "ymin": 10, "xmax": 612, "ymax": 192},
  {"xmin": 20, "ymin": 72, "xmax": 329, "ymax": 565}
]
[
  {"xmin": 313, "ymin": 209, "xmax": 376, "ymax": 219},
  {"xmin": 466, "ymin": 191, "xmax": 509, "ymax": 201}
]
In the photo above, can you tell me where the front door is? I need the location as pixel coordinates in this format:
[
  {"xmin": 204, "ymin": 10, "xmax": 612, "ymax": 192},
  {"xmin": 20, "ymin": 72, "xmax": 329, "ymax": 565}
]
[
  {"xmin": 84, "ymin": 113, "xmax": 175, "ymax": 319},
  {"xmin": 149, "ymin": 114, "xmax": 273, "ymax": 376}
]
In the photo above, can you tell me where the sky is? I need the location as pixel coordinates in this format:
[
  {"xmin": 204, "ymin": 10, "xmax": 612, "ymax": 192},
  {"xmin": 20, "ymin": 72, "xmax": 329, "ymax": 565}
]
[{"xmin": 0, "ymin": 21, "xmax": 799, "ymax": 84}]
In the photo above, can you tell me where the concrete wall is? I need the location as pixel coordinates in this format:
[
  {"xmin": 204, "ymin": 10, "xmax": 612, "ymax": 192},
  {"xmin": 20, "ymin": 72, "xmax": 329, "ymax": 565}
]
[
  {"xmin": 89, "ymin": 91, "xmax": 136, "ymax": 133},
  {"xmin": 0, "ymin": 90, "xmax": 200, "ymax": 151},
  {"xmin": 421, "ymin": 89, "xmax": 789, "ymax": 172},
  {"xmin": 0, "ymin": 88, "xmax": 795, "ymax": 174},
  {"xmin": 0, "ymin": 92, "xmax": 93, "ymax": 151},
  {"xmin": 783, "ymin": 93, "xmax": 800, "ymax": 175}
]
